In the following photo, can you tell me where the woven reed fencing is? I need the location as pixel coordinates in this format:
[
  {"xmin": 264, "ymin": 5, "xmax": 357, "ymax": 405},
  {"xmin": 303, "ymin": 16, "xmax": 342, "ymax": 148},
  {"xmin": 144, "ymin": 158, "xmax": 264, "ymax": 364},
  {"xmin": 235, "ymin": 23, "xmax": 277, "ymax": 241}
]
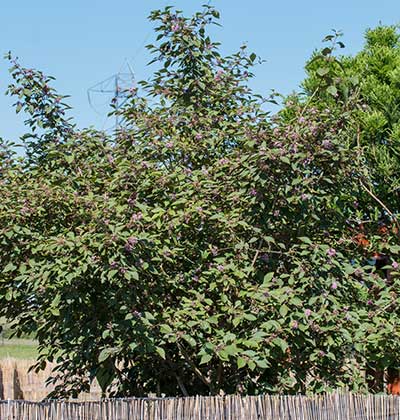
[
  {"xmin": 0, "ymin": 358, "xmax": 102, "ymax": 401},
  {"xmin": 0, "ymin": 394, "xmax": 399, "ymax": 419}
]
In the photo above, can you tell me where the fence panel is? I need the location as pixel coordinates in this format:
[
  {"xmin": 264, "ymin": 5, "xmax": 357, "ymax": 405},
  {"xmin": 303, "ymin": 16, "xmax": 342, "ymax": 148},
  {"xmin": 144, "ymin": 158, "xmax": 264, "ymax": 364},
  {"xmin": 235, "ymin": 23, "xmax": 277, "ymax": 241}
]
[{"xmin": 0, "ymin": 394, "xmax": 400, "ymax": 419}]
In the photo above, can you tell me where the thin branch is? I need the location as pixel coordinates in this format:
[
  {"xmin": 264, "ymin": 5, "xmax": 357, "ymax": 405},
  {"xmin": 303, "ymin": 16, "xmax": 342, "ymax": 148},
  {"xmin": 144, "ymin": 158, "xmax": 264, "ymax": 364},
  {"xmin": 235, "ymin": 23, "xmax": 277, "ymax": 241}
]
[
  {"xmin": 163, "ymin": 354, "xmax": 190, "ymax": 396},
  {"xmin": 299, "ymin": 85, "xmax": 320, "ymax": 119},
  {"xmin": 251, "ymin": 239, "xmax": 263, "ymax": 268},
  {"xmin": 217, "ymin": 361, "xmax": 223, "ymax": 389},
  {"xmin": 177, "ymin": 341, "xmax": 210, "ymax": 387},
  {"xmin": 360, "ymin": 181, "xmax": 400, "ymax": 234},
  {"xmin": 174, "ymin": 372, "xmax": 189, "ymax": 396}
]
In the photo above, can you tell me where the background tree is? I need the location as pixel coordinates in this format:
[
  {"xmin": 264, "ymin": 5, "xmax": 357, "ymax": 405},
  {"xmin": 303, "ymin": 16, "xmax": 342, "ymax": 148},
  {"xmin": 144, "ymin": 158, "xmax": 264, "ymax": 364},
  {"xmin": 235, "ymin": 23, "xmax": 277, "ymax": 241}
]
[
  {"xmin": 302, "ymin": 25, "xmax": 400, "ymax": 387},
  {"xmin": 302, "ymin": 25, "xmax": 400, "ymax": 239}
]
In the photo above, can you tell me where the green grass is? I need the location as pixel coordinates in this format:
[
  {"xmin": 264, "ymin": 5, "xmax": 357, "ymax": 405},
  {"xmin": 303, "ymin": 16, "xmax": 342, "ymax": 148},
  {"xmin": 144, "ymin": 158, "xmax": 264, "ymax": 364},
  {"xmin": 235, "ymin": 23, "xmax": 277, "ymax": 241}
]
[
  {"xmin": 0, "ymin": 338, "xmax": 38, "ymax": 359},
  {"xmin": 0, "ymin": 317, "xmax": 38, "ymax": 359}
]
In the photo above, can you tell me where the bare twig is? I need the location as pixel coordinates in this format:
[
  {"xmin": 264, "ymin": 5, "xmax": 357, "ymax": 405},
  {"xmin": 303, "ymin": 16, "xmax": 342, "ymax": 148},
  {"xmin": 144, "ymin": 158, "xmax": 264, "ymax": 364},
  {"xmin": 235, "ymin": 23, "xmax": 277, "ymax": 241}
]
[
  {"xmin": 177, "ymin": 341, "xmax": 210, "ymax": 387},
  {"xmin": 360, "ymin": 181, "xmax": 400, "ymax": 234},
  {"xmin": 251, "ymin": 239, "xmax": 263, "ymax": 268},
  {"xmin": 174, "ymin": 373, "xmax": 189, "ymax": 396},
  {"xmin": 299, "ymin": 86, "xmax": 320, "ymax": 119}
]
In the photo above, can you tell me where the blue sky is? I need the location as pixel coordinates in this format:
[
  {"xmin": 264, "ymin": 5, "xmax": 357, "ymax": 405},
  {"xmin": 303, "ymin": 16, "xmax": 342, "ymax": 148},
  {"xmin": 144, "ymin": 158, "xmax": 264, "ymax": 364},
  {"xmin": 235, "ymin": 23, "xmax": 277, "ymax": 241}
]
[{"xmin": 1, "ymin": 0, "xmax": 399, "ymax": 141}]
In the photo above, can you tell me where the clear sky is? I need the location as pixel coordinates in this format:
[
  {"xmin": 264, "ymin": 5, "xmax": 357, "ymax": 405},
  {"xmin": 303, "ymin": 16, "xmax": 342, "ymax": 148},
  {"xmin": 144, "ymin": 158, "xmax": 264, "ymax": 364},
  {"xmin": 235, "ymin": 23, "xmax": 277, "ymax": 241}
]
[{"xmin": 1, "ymin": 0, "xmax": 399, "ymax": 141}]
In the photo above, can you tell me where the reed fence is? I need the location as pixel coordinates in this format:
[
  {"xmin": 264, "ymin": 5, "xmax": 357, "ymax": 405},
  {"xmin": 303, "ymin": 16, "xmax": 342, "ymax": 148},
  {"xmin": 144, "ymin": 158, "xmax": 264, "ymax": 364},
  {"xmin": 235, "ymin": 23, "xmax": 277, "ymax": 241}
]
[
  {"xmin": 0, "ymin": 393, "xmax": 399, "ymax": 419},
  {"xmin": 0, "ymin": 358, "xmax": 102, "ymax": 401},
  {"xmin": 0, "ymin": 359, "xmax": 399, "ymax": 419}
]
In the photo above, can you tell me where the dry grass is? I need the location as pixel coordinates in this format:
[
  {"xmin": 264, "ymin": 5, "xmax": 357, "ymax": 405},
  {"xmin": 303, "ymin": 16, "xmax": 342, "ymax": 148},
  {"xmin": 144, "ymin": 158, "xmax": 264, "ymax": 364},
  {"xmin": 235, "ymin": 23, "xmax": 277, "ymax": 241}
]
[{"xmin": 0, "ymin": 358, "xmax": 102, "ymax": 401}]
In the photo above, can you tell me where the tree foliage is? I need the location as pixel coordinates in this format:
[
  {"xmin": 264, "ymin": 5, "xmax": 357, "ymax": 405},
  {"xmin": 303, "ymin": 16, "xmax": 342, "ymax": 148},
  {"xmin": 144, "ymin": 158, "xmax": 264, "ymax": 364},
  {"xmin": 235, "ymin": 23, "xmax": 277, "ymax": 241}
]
[
  {"xmin": 303, "ymin": 25, "xmax": 400, "ymax": 218},
  {"xmin": 0, "ymin": 7, "xmax": 400, "ymax": 397}
]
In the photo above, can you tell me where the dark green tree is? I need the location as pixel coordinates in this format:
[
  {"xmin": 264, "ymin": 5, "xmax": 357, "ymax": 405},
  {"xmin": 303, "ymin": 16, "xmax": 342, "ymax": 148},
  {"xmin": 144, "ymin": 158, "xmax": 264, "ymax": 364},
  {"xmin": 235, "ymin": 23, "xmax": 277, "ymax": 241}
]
[
  {"xmin": 301, "ymin": 25, "xmax": 400, "ymax": 387},
  {"xmin": 302, "ymin": 25, "xmax": 400, "ymax": 227}
]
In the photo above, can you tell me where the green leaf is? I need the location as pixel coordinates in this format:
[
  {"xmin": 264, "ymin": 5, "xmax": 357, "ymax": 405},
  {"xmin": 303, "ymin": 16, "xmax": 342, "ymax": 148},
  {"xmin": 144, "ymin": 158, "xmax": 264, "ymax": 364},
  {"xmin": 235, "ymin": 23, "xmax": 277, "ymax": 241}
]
[
  {"xmin": 255, "ymin": 359, "xmax": 269, "ymax": 369},
  {"xmin": 263, "ymin": 272, "xmax": 274, "ymax": 284},
  {"xmin": 244, "ymin": 313, "xmax": 257, "ymax": 321},
  {"xmin": 248, "ymin": 361, "xmax": 256, "ymax": 371},
  {"xmin": 232, "ymin": 317, "xmax": 242, "ymax": 327},
  {"xmin": 237, "ymin": 357, "xmax": 246, "ymax": 369},
  {"xmin": 98, "ymin": 349, "xmax": 111, "ymax": 363},
  {"xmin": 200, "ymin": 353, "xmax": 212, "ymax": 365},
  {"xmin": 224, "ymin": 344, "xmax": 238, "ymax": 356},
  {"xmin": 108, "ymin": 270, "xmax": 118, "ymax": 280},
  {"xmin": 321, "ymin": 47, "xmax": 331, "ymax": 56},
  {"xmin": 156, "ymin": 347, "xmax": 166, "ymax": 360},
  {"xmin": 3, "ymin": 263, "xmax": 16, "ymax": 273},
  {"xmin": 182, "ymin": 334, "xmax": 196, "ymax": 347},
  {"xmin": 218, "ymin": 349, "xmax": 229, "ymax": 361},
  {"xmin": 160, "ymin": 324, "xmax": 173, "ymax": 334},
  {"xmin": 272, "ymin": 337, "xmax": 288, "ymax": 353},
  {"xmin": 279, "ymin": 305, "xmax": 288, "ymax": 317},
  {"xmin": 317, "ymin": 67, "xmax": 329, "ymax": 76},
  {"xmin": 290, "ymin": 297, "xmax": 302, "ymax": 307},
  {"xmin": 50, "ymin": 307, "xmax": 60, "ymax": 316},
  {"xmin": 327, "ymin": 85, "xmax": 337, "ymax": 96},
  {"xmin": 96, "ymin": 364, "xmax": 115, "ymax": 392}
]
